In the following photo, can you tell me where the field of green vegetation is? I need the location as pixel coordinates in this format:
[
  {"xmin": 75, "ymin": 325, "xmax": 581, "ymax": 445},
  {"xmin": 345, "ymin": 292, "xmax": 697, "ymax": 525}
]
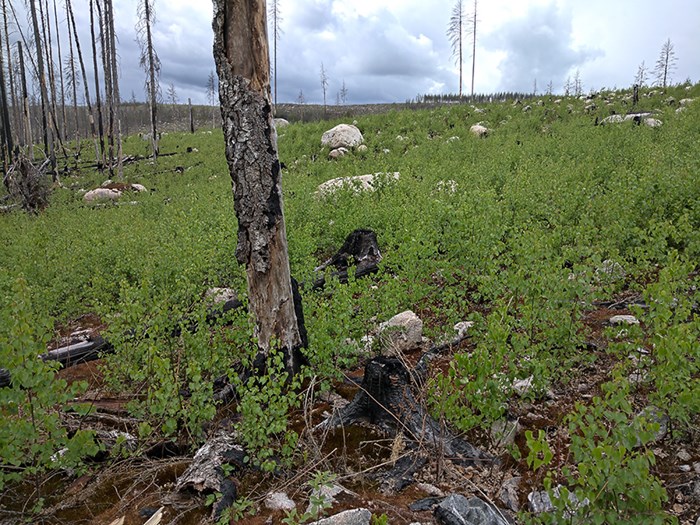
[{"xmin": 1, "ymin": 84, "xmax": 699, "ymax": 524}]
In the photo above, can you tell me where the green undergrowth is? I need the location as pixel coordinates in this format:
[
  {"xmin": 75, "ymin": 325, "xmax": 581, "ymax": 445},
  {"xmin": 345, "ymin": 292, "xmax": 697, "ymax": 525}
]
[{"xmin": 1, "ymin": 84, "xmax": 699, "ymax": 521}]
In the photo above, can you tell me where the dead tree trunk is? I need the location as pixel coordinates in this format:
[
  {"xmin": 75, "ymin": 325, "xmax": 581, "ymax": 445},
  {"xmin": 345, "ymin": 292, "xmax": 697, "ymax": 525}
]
[
  {"xmin": 89, "ymin": 0, "xmax": 105, "ymax": 168},
  {"xmin": 16, "ymin": 42, "xmax": 32, "ymax": 156},
  {"xmin": 28, "ymin": 0, "xmax": 54, "ymax": 168},
  {"xmin": 1, "ymin": 0, "xmax": 19, "ymax": 146},
  {"xmin": 105, "ymin": 0, "xmax": 123, "ymax": 177},
  {"xmin": 0, "ymin": 17, "xmax": 13, "ymax": 174},
  {"xmin": 137, "ymin": 0, "xmax": 160, "ymax": 159},
  {"xmin": 212, "ymin": 0, "xmax": 305, "ymax": 376},
  {"xmin": 64, "ymin": 0, "xmax": 80, "ymax": 149},
  {"xmin": 51, "ymin": 0, "xmax": 67, "ymax": 143}
]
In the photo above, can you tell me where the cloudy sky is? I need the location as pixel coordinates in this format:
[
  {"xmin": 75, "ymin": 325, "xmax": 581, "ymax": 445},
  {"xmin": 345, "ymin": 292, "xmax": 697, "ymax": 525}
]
[{"xmin": 14, "ymin": 0, "xmax": 700, "ymax": 105}]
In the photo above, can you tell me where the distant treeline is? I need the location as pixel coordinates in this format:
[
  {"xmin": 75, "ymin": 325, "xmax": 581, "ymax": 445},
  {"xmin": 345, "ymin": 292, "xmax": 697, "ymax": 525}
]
[{"xmin": 412, "ymin": 92, "xmax": 542, "ymax": 104}]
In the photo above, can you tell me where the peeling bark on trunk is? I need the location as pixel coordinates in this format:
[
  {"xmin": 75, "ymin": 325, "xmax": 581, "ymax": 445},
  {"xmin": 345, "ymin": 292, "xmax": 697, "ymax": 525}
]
[{"xmin": 212, "ymin": 0, "xmax": 305, "ymax": 376}]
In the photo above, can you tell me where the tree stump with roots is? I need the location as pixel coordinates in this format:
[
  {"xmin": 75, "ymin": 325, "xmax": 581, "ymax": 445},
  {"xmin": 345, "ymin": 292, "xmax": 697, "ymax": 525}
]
[{"xmin": 319, "ymin": 355, "xmax": 495, "ymax": 489}]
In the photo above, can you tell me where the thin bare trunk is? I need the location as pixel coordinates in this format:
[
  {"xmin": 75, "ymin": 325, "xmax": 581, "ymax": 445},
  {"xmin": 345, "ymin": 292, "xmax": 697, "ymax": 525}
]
[
  {"xmin": 17, "ymin": 42, "xmax": 32, "ymax": 156},
  {"xmin": 67, "ymin": 0, "xmax": 97, "ymax": 158},
  {"xmin": 65, "ymin": 0, "xmax": 80, "ymax": 147},
  {"xmin": 470, "ymin": 0, "xmax": 477, "ymax": 98},
  {"xmin": 89, "ymin": 0, "xmax": 105, "ymax": 168},
  {"xmin": 105, "ymin": 0, "xmax": 122, "ymax": 177},
  {"xmin": 1, "ymin": 0, "xmax": 20, "ymax": 145},
  {"xmin": 0, "ymin": 21, "xmax": 13, "ymax": 173},
  {"xmin": 28, "ymin": 0, "xmax": 54, "ymax": 170},
  {"xmin": 212, "ymin": 0, "xmax": 305, "ymax": 376},
  {"xmin": 97, "ymin": 0, "xmax": 115, "ymax": 175},
  {"xmin": 52, "ymin": 0, "xmax": 67, "ymax": 142},
  {"xmin": 188, "ymin": 97, "xmax": 194, "ymax": 133}
]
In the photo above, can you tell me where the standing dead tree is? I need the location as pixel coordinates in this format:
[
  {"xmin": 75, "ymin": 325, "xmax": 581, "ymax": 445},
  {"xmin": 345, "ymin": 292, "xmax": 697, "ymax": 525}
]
[
  {"xmin": 1, "ymin": 0, "xmax": 19, "ymax": 146},
  {"xmin": 136, "ymin": 0, "xmax": 161, "ymax": 158},
  {"xmin": 469, "ymin": 0, "xmax": 477, "ymax": 97},
  {"xmin": 89, "ymin": 0, "xmax": 105, "ymax": 167},
  {"xmin": 447, "ymin": 0, "xmax": 465, "ymax": 98},
  {"xmin": 28, "ymin": 0, "xmax": 55, "ymax": 171},
  {"xmin": 654, "ymin": 38, "xmax": 677, "ymax": 88},
  {"xmin": 0, "ymin": 21, "xmax": 12, "ymax": 176},
  {"xmin": 212, "ymin": 0, "xmax": 306, "ymax": 377},
  {"xmin": 268, "ymin": 0, "xmax": 282, "ymax": 112}
]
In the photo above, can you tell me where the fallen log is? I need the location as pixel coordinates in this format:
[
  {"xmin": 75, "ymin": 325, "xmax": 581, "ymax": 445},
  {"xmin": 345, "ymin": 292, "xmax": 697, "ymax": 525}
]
[
  {"xmin": 0, "ymin": 297, "xmax": 244, "ymax": 389},
  {"xmin": 174, "ymin": 430, "xmax": 245, "ymax": 519}
]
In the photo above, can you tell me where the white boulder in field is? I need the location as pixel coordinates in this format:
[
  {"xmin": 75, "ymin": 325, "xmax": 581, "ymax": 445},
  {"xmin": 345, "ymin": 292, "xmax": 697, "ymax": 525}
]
[
  {"xmin": 83, "ymin": 188, "xmax": 122, "ymax": 202},
  {"xmin": 321, "ymin": 124, "xmax": 364, "ymax": 149}
]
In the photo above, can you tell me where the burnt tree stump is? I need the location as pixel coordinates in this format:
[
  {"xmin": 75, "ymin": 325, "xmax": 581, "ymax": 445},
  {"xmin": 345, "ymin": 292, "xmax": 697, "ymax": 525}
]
[
  {"xmin": 320, "ymin": 356, "xmax": 494, "ymax": 467},
  {"xmin": 313, "ymin": 229, "xmax": 382, "ymax": 289}
]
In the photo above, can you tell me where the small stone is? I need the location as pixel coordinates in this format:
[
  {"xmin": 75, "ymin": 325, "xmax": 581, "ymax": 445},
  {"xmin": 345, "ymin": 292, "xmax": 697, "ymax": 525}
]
[
  {"xmin": 596, "ymin": 259, "xmax": 626, "ymax": 279},
  {"xmin": 434, "ymin": 494, "xmax": 508, "ymax": 525},
  {"xmin": 417, "ymin": 483, "xmax": 445, "ymax": 497},
  {"xmin": 308, "ymin": 508, "xmax": 371, "ymax": 525},
  {"xmin": 693, "ymin": 462, "xmax": 700, "ymax": 474},
  {"xmin": 469, "ymin": 124, "xmax": 489, "ymax": 138},
  {"xmin": 378, "ymin": 310, "xmax": 423, "ymax": 353},
  {"xmin": 609, "ymin": 315, "xmax": 640, "ymax": 326},
  {"xmin": 500, "ymin": 477, "xmax": 521, "ymax": 512},
  {"xmin": 677, "ymin": 450, "xmax": 692, "ymax": 462},
  {"xmin": 453, "ymin": 321, "xmax": 474, "ymax": 338},
  {"xmin": 205, "ymin": 287, "xmax": 238, "ymax": 305},
  {"xmin": 512, "ymin": 376, "xmax": 534, "ymax": 396},
  {"xmin": 328, "ymin": 147, "xmax": 349, "ymax": 160},
  {"xmin": 265, "ymin": 492, "xmax": 296, "ymax": 511},
  {"xmin": 679, "ymin": 465, "xmax": 692, "ymax": 472},
  {"xmin": 635, "ymin": 407, "xmax": 670, "ymax": 446},
  {"xmin": 491, "ymin": 419, "xmax": 521, "ymax": 448}
]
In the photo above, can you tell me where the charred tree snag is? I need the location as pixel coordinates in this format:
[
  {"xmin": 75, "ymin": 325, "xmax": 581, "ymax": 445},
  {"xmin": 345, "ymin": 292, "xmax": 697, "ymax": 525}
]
[
  {"xmin": 213, "ymin": 0, "xmax": 305, "ymax": 376},
  {"xmin": 313, "ymin": 229, "xmax": 382, "ymax": 289},
  {"xmin": 319, "ymin": 356, "xmax": 494, "ymax": 477}
]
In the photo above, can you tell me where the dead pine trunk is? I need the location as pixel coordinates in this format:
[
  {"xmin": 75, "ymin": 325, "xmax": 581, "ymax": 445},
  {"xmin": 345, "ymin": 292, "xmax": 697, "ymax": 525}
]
[{"xmin": 213, "ymin": 0, "xmax": 305, "ymax": 376}]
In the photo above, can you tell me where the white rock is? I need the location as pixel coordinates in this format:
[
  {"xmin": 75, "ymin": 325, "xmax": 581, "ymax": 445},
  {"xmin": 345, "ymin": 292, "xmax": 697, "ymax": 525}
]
[
  {"xmin": 321, "ymin": 124, "xmax": 364, "ymax": 149},
  {"xmin": 274, "ymin": 118, "xmax": 290, "ymax": 128},
  {"xmin": 609, "ymin": 315, "xmax": 640, "ymax": 326},
  {"xmin": 100, "ymin": 179, "xmax": 113, "ymax": 187},
  {"xmin": 453, "ymin": 321, "xmax": 474, "ymax": 338},
  {"xmin": 470, "ymin": 123, "xmax": 489, "ymax": 137},
  {"xmin": 596, "ymin": 259, "xmax": 626, "ymax": 279},
  {"xmin": 265, "ymin": 492, "xmax": 296, "ymax": 511},
  {"xmin": 357, "ymin": 144, "xmax": 368, "ymax": 153},
  {"xmin": 378, "ymin": 310, "xmax": 423, "ymax": 353},
  {"xmin": 84, "ymin": 187, "xmax": 122, "ymax": 202},
  {"xmin": 328, "ymin": 147, "xmax": 349, "ymax": 160},
  {"xmin": 600, "ymin": 115, "xmax": 625, "ymax": 125},
  {"xmin": 315, "ymin": 172, "xmax": 400, "ymax": 197},
  {"xmin": 308, "ymin": 509, "xmax": 371, "ymax": 525},
  {"xmin": 491, "ymin": 418, "xmax": 521, "ymax": 448},
  {"xmin": 306, "ymin": 484, "xmax": 354, "ymax": 516},
  {"xmin": 205, "ymin": 287, "xmax": 238, "ymax": 305},
  {"xmin": 130, "ymin": 183, "xmax": 148, "ymax": 192},
  {"xmin": 512, "ymin": 376, "xmax": 534, "ymax": 396},
  {"xmin": 435, "ymin": 180, "xmax": 458, "ymax": 194},
  {"xmin": 680, "ymin": 98, "xmax": 694, "ymax": 106},
  {"xmin": 644, "ymin": 118, "xmax": 663, "ymax": 128}
]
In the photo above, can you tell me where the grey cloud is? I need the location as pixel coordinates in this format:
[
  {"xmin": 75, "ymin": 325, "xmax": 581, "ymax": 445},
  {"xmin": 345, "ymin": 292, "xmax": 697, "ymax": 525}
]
[
  {"xmin": 276, "ymin": 6, "xmax": 446, "ymax": 103},
  {"xmin": 483, "ymin": 3, "xmax": 602, "ymax": 92}
]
